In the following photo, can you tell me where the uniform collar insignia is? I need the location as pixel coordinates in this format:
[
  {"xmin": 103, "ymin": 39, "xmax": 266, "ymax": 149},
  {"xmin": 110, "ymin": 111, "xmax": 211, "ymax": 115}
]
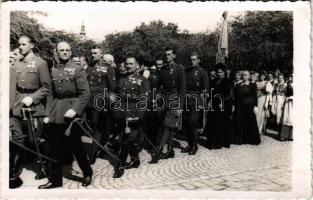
[
  {"xmin": 64, "ymin": 67, "xmax": 76, "ymax": 75},
  {"xmin": 97, "ymin": 65, "xmax": 107, "ymax": 72},
  {"xmin": 23, "ymin": 52, "xmax": 35, "ymax": 63},
  {"xmin": 27, "ymin": 61, "xmax": 36, "ymax": 68},
  {"xmin": 168, "ymin": 62, "xmax": 176, "ymax": 67}
]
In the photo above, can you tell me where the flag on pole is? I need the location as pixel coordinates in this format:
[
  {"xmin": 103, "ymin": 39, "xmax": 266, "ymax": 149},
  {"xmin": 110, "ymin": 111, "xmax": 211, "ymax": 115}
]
[{"xmin": 216, "ymin": 11, "xmax": 229, "ymax": 65}]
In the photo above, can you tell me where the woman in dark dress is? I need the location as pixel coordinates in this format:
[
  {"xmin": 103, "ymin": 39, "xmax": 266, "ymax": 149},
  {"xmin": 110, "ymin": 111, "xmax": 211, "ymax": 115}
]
[
  {"xmin": 232, "ymin": 70, "xmax": 261, "ymax": 145},
  {"xmin": 278, "ymin": 74, "xmax": 293, "ymax": 141},
  {"xmin": 205, "ymin": 65, "xmax": 234, "ymax": 149}
]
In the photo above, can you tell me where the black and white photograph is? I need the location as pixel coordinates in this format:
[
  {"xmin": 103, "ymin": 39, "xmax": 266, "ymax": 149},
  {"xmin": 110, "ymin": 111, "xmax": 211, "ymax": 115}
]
[{"xmin": 0, "ymin": 1, "xmax": 311, "ymax": 199}]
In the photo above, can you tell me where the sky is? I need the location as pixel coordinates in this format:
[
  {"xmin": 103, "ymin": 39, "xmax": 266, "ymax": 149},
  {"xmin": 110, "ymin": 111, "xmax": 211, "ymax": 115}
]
[{"xmin": 27, "ymin": 3, "xmax": 241, "ymax": 42}]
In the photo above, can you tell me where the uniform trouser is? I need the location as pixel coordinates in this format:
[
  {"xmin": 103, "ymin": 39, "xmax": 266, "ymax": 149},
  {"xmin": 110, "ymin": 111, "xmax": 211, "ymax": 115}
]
[
  {"xmin": 47, "ymin": 123, "xmax": 92, "ymax": 185},
  {"xmin": 183, "ymin": 108, "xmax": 201, "ymax": 146},
  {"xmin": 158, "ymin": 127, "xmax": 174, "ymax": 151},
  {"xmin": 10, "ymin": 116, "xmax": 46, "ymax": 175},
  {"xmin": 86, "ymin": 109, "xmax": 109, "ymax": 153},
  {"xmin": 144, "ymin": 111, "xmax": 161, "ymax": 146},
  {"xmin": 119, "ymin": 119, "xmax": 141, "ymax": 165},
  {"xmin": 109, "ymin": 118, "xmax": 124, "ymax": 151},
  {"xmin": 182, "ymin": 107, "xmax": 201, "ymax": 147},
  {"xmin": 157, "ymin": 110, "xmax": 178, "ymax": 150}
]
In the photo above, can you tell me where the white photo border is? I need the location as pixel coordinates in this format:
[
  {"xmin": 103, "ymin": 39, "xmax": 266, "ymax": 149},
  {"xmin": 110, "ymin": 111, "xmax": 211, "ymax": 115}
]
[{"xmin": 0, "ymin": 1, "xmax": 311, "ymax": 198}]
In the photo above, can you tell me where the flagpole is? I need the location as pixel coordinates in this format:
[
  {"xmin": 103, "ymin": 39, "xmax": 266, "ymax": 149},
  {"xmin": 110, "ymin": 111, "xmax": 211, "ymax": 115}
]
[{"xmin": 216, "ymin": 11, "xmax": 229, "ymax": 68}]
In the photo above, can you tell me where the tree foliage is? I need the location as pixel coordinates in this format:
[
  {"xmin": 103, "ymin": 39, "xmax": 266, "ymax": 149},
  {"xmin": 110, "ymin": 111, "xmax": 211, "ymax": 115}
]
[
  {"xmin": 103, "ymin": 20, "xmax": 218, "ymax": 69},
  {"xmin": 10, "ymin": 11, "xmax": 96, "ymax": 65},
  {"xmin": 228, "ymin": 11, "xmax": 293, "ymax": 73},
  {"xmin": 10, "ymin": 11, "xmax": 293, "ymax": 73}
]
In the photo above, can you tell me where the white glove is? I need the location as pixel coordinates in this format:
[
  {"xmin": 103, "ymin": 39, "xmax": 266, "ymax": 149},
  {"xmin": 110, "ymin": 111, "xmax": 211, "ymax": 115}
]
[
  {"xmin": 64, "ymin": 109, "xmax": 77, "ymax": 119},
  {"xmin": 43, "ymin": 117, "xmax": 49, "ymax": 124},
  {"xmin": 253, "ymin": 107, "xmax": 258, "ymax": 114},
  {"xmin": 143, "ymin": 70, "xmax": 150, "ymax": 79},
  {"xmin": 22, "ymin": 96, "xmax": 33, "ymax": 107},
  {"xmin": 109, "ymin": 94, "xmax": 117, "ymax": 102},
  {"xmin": 175, "ymin": 109, "xmax": 183, "ymax": 117},
  {"xmin": 126, "ymin": 117, "xmax": 139, "ymax": 122}
]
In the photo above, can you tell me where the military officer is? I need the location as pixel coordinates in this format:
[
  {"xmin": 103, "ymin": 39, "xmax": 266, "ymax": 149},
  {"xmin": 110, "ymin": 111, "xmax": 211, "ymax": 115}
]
[
  {"xmin": 155, "ymin": 58, "xmax": 165, "ymax": 71},
  {"xmin": 143, "ymin": 61, "xmax": 161, "ymax": 151},
  {"xmin": 85, "ymin": 46, "xmax": 116, "ymax": 164},
  {"xmin": 149, "ymin": 48, "xmax": 186, "ymax": 164},
  {"xmin": 39, "ymin": 41, "xmax": 92, "ymax": 189},
  {"xmin": 181, "ymin": 53, "xmax": 209, "ymax": 155},
  {"xmin": 10, "ymin": 35, "xmax": 51, "ymax": 182},
  {"xmin": 10, "ymin": 48, "xmax": 23, "ymax": 64},
  {"xmin": 72, "ymin": 56, "xmax": 81, "ymax": 66},
  {"xmin": 106, "ymin": 62, "xmax": 128, "ymax": 153},
  {"xmin": 9, "ymin": 49, "xmax": 23, "ymax": 188},
  {"xmin": 113, "ymin": 56, "xmax": 149, "ymax": 178}
]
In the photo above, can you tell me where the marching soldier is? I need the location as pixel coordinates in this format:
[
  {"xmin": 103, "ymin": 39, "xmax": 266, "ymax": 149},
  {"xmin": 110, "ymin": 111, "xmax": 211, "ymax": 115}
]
[
  {"xmin": 106, "ymin": 62, "xmax": 128, "ymax": 153},
  {"xmin": 144, "ymin": 61, "xmax": 161, "ymax": 151},
  {"xmin": 39, "ymin": 41, "xmax": 92, "ymax": 189},
  {"xmin": 113, "ymin": 56, "xmax": 149, "ymax": 178},
  {"xmin": 10, "ymin": 35, "xmax": 51, "ymax": 184},
  {"xmin": 9, "ymin": 49, "xmax": 22, "ymax": 188},
  {"xmin": 149, "ymin": 48, "xmax": 186, "ymax": 164},
  {"xmin": 85, "ymin": 46, "xmax": 116, "ymax": 164},
  {"xmin": 181, "ymin": 53, "xmax": 209, "ymax": 155}
]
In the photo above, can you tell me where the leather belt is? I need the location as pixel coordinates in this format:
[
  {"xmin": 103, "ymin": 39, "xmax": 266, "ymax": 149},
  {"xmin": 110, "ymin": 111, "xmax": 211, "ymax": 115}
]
[{"xmin": 16, "ymin": 86, "xmax": 37, "ymax": 94}]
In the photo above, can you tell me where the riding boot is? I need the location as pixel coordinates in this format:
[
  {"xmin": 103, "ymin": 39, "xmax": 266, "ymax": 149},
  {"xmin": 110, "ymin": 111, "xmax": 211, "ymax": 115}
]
[
  {"xmin": 163, "ymin": 143, "xmax": 175, "ymax": 159},
  {"xmin": 113, "ymin": 161, "xmax": 125, "ymax": 178},
  {"xmin": 149, "ymin": 145, "xmax": 162, "ymax": 164},
  {"xmin": 125, "ymin": 156, "xmax": 140, "ymax": 169},
  {"xmin": 9, "ymin": 151, "xmax": 23, "ymax": 188},
  {"xmin": 125, "ymin": 143, "xmax": 140, "ymax": 169},
  {"xmin": 35, "ymin": 160, "xmax": 47, "ymax": 180}
]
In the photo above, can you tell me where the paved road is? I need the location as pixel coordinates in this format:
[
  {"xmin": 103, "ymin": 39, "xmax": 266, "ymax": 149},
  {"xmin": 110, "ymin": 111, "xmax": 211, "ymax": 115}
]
[{"xmin": 20, "ymin": 135, "xmax": 291, "ymax": 191}]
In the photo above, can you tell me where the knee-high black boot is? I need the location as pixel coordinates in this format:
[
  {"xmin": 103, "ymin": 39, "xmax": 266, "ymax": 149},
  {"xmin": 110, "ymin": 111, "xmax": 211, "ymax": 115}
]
[
  {"xmin": 10, "ymin": 148, "xmax": 23, "ymax": 188},
  {"xmin": 125, "ymin": 142, "xmax": 140, "ymax": 169},
  {"xmin": 113, "ymin": 141, "xmax": 127, "ymax": 178}
]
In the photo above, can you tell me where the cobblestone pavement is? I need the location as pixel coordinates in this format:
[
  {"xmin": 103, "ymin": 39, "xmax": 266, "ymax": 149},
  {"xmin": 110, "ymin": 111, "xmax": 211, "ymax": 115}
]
[{"xmin": 20, "ymin": 135, "xmax": 292, "ymax": 191}]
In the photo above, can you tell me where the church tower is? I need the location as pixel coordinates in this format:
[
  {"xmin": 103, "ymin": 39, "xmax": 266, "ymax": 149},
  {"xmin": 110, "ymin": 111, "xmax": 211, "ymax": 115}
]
[{"xmin": 80, "ymin": 21, "xmax": 86, "ymax": 40}]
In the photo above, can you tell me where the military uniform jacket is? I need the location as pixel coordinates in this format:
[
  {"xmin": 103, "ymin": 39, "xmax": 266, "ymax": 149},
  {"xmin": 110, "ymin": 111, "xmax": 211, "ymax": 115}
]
[
  {"xmin": 185, "ymin": 66, "xmax": 209, "ymax": 106},
  {"xmin": 45, "ymin": 60, "xmax": 90, "ymax": 124},
  {"xmin": 113, "ymin": 72, "xmax": 149, "ymax": 120},
  {"xmin": 12, "ymin": 52, "xmax": 51, "ymax": 117},
  {"xmin": 158, "ymin": 62, "xmax": 186, "ymax": 110},
  {"xmin": 86, "ymin": 61, "xmax": 116, "ymax": 109},
  {"xmin": 10, "ymin": 66, "xmax": 17, "ymax": 110},
  {"xmin": 149, "ymin": 71, "xmax": 159, "ymax": 92}
]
